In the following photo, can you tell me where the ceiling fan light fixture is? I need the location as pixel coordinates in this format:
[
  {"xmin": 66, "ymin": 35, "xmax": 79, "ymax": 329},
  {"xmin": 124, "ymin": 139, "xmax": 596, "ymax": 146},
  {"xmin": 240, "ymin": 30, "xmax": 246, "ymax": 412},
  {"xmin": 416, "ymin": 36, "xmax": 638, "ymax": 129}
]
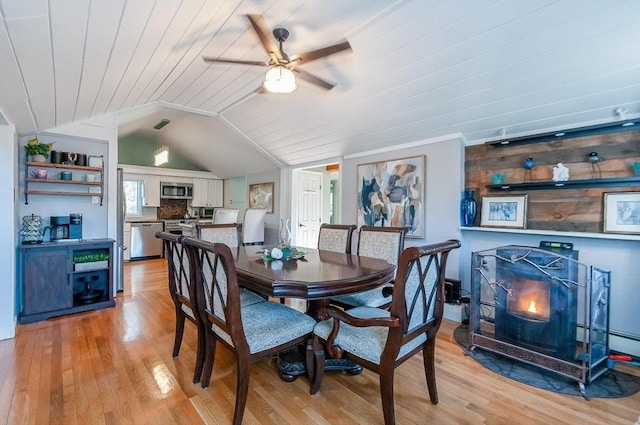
[{"xmin": 263, "ymin": 66, "xmax": 297, "ymax": 94}]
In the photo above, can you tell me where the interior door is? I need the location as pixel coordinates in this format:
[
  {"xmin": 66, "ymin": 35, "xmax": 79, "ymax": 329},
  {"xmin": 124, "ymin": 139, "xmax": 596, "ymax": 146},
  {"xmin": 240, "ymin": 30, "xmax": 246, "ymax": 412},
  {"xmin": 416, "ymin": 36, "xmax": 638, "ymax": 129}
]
[{"xmin": 295, "ymin": 170, "xmax": 323, "ymax": 248}]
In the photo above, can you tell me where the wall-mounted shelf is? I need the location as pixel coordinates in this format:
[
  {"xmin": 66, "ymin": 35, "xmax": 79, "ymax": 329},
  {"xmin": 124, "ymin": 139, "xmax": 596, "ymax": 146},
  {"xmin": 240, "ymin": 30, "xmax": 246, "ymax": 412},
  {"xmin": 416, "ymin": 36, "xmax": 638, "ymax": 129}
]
[
  {"xmin": 487, "ymin": 176, "xmax": 640, "ymax": 191},
  {"xmin": 24, "ymin": 157, "xmax": 104, "ymax": 205},
  {"xmin": 486, "ymin": 119, "xmax": 638, "ymax": 147}
]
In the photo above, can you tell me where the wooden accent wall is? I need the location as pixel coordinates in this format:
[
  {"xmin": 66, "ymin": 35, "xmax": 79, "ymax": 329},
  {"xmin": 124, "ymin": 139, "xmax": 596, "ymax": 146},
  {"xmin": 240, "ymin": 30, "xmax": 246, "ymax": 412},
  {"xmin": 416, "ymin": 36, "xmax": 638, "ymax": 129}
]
[{"xmin": 465, "ymin": 129, "xmax": 640, "ymax": 232}]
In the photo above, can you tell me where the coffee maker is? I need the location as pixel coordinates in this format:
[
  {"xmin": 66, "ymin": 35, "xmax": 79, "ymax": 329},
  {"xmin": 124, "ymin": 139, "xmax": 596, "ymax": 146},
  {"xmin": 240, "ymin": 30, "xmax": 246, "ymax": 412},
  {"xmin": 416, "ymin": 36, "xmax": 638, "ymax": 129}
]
[{"xmin": 50, "ymin": 214, "xmax": 82, "ymax": 242}]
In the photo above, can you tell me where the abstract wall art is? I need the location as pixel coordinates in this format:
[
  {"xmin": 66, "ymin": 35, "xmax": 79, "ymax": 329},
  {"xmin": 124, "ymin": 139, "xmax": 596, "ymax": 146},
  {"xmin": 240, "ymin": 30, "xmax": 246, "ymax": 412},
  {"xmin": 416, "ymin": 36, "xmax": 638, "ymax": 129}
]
[{"xmin": 357, "ymin": 155, "xmax": 425, "ymax": 238}]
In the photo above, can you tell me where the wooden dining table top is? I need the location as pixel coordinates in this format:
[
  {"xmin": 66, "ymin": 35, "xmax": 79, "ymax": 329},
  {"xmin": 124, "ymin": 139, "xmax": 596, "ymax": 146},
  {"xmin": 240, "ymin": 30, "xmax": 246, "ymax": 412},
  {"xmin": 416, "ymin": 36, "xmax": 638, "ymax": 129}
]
[{"xmin": 232, "ymin": 245, "xmax": 396, "ymax": 300}]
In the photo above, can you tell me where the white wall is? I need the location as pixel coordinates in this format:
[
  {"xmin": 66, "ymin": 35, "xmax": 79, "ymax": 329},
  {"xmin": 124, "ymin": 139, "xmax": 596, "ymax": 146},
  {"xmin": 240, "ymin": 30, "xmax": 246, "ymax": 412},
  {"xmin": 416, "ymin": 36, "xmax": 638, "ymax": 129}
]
[
  {"xmin": 341, "ymin": 136, "xmax": 465, "ymax": 280},
  {"xmin": 0, "ymin": 117, "xmax": 17, "ymax": 339}
]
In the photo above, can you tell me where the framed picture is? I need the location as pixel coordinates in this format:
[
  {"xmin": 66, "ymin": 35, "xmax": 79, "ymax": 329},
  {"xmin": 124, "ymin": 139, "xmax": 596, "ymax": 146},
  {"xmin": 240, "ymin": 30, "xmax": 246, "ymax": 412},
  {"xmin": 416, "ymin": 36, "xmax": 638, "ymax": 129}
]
[
  {"xmin": 357, "ymin": 155, "xmax": 425, "ymax": 238},
  {"xmin": 248, "ymin": 182, "xmax": 274, "ymax": 213},
  {"xmin": 603, "ymin": 192, "xmax": 640, "ymax": 234},
  {"xmin": 480, "ymin": 195, "xmax": 528, "ymax": 229}
]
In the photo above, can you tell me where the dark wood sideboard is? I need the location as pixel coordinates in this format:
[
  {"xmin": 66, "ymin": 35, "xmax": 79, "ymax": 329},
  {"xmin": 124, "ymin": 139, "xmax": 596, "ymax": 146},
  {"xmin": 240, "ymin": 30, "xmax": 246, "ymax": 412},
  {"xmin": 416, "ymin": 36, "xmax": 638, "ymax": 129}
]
[{"xmin": 20, "ymin": 239, "xmax": 115, "ymax": 324}]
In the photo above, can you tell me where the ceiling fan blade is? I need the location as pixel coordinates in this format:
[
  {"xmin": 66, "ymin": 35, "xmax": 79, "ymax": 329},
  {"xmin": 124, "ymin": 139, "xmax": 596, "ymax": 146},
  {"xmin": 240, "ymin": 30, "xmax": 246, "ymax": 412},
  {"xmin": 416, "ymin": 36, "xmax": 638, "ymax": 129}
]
[
  {"xmin": 294, "ymin": 68, "xmax": 335, "ymax": 90},
  {"xmin": 202, "ymin": 56, "xmax": 267, "ymax": 67},
  {"xmin": 290, "ymin": 41, "xmax": 351, "ymax": 64},
  {"xmin": 246, "ymin": 14, "xmax": 282, "ymax": 63}
]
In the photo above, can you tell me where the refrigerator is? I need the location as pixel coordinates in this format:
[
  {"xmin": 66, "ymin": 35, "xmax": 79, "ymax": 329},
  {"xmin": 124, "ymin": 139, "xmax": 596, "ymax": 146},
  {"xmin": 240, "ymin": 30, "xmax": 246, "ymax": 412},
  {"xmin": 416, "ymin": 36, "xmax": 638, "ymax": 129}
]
[{"xmin": 115, "ymin": 168, "xmax": 124, "ymax": 292}]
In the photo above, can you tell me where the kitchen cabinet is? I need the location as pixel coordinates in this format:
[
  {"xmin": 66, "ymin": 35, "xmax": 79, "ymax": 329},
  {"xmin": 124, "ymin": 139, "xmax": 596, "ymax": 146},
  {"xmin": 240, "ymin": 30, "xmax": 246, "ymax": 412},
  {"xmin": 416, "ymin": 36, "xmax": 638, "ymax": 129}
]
[
  {"xmin": 192, "ymin": 178, "xmax": 223, "ymax": 207},
  {"xmin": 22, "ymin": 248, "xmax": 71, "ymax": 315},
  {"xmin": 143, "ymin": 175, "xmax": 160, "ymax": 206},
  {"xmin": 24, "ymin": 157, "xmax": 104, "ymax": 205},
  {"xmin": 20, "ymin": 239, "xmax": 115, "ymax": 324}
]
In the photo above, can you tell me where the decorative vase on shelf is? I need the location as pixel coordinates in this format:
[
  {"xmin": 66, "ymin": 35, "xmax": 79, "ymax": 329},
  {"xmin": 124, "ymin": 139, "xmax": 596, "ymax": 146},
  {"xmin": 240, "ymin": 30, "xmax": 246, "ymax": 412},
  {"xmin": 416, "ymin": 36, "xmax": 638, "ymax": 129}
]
[
  {"xmin": 278, "ymin": 218, "xmax": 291, "ymax": 246},
  {"xmin": 460, "ymin": 190, "xmax": 477, "ymax": 227},
  {"xmin": 30, "ymin": 154, "xmax": 47, "ymax": 163}
]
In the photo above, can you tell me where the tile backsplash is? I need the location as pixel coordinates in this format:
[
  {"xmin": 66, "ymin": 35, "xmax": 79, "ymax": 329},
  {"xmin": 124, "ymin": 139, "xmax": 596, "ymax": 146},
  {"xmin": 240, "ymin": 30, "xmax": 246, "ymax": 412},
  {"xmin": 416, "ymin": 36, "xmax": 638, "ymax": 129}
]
[{"xmin": 158, "ymin": 199, "xmax": 188, "ymax": 219}]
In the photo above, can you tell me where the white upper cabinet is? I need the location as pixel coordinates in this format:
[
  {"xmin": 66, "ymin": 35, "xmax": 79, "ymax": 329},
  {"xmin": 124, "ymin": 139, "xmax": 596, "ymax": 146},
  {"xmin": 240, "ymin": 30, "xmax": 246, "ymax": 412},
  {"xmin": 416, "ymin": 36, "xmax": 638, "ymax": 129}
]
[
  {"xmin": 143, "ymin": 175, "xmax": 160, "ymax": 207},
  {"xmin": 192, "ymin": 178, "xmax": 223, "ymax": 207}
]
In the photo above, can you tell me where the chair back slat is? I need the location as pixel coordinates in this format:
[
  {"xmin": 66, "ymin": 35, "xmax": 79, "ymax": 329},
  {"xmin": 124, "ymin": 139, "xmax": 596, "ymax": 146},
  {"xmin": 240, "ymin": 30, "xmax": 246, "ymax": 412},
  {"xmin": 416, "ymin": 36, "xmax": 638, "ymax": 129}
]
[
  {"xmin": 156, "ymin": 232, "xmax": 193, "ymax": 303},
  {"xmin": 391, "ymin": 240, "xmax": 461, "ymax": 339},
  {"xmin": 184, "ymin": 237, "xmax": 247, "ymax": 351},
  {"xmin": 317, "ymin": 224, "xmax": 357, "ymax": 254}
]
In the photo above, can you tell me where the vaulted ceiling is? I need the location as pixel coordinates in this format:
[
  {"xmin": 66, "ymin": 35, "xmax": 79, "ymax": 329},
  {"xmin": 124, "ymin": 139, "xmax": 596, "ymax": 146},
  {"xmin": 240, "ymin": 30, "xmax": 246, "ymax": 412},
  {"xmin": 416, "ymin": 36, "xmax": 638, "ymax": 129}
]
[{"xmin": 1, "ymin": 0, "xmax": 639, "ymax": 178}]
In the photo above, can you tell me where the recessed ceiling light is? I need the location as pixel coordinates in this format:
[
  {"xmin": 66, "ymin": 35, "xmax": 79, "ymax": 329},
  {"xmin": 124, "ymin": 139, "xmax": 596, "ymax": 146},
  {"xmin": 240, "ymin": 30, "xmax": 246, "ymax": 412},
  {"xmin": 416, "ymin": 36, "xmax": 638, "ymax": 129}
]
[
  {"xmin": 555, "ymin": 132, "xmax": 565, "ymax": 137},
  {"xmin": 621, "ymin": 122, "xmax": 635, "ymax": 127}
]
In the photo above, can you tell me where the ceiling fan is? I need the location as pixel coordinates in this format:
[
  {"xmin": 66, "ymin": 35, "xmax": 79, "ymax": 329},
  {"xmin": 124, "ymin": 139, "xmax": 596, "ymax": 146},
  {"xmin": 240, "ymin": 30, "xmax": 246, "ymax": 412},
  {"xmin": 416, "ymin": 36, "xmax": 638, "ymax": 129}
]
[{"xmin": 202, "ymin": 14, "xmax": 352, "ymax": 93}]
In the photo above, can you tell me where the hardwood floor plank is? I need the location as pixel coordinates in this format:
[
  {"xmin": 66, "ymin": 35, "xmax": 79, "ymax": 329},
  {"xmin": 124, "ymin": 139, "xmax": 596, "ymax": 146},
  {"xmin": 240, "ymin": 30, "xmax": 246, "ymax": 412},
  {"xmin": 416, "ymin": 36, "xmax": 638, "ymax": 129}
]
[{"xmin": 2, "ymin": 258, "xmax": 638, "ymax": 425}]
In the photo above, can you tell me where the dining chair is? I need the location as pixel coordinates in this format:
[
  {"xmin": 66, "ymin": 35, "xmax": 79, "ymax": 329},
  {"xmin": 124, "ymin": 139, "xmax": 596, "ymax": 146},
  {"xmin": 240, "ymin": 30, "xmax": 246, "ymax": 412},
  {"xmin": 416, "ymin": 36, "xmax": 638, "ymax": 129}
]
[
  {"xmin": 307, "ymin": 239, "xmax": 461, "ymax": 425},
  {"xmin": 183, "ymin": 237, "xmax": 316, "ymax": 425},
  {"xmin": 213, "ymin": 208, "xmax": 239, "ymax": 224},
  {"xmin": 241, "ymin": 208, "xmax": 267, "ymax": 245},
  {"xmin": 317, "ymin": 223, "xmax": 357, "ymax": 254},
  {"xmin": 196, "ymin": 223, "xmax": 240, "ymax": 247},
  {"xmin": 155, "ymin": 231, "xmax": 204, "ymax": 384},
  {"xmin": 330, "ymin": 226, "xmax": 408, "ymax": 309}
]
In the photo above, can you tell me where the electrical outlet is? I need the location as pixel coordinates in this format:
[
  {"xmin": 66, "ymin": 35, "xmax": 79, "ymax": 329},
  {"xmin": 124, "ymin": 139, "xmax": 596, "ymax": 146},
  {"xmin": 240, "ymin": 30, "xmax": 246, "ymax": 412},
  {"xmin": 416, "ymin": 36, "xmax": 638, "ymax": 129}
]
[{"xmin": 89, "ymin": 186, "xmax": 101, "ymax": 204}]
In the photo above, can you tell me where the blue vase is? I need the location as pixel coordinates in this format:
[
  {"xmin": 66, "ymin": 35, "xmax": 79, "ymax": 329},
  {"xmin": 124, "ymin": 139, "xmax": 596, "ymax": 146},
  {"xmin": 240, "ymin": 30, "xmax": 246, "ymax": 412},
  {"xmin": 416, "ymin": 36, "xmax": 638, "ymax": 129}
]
[{"xmin": 460, "ymin": 190, "xmax": 477, "ymax": 227}]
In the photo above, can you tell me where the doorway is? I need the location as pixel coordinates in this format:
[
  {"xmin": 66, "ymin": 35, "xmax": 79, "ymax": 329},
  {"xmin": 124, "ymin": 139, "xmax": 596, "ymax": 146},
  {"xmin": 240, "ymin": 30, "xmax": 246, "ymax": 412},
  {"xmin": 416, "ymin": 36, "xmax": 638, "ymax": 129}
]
[{"xmin": 292, "ymin": 163, "xmax": 340, "ymax": 248}]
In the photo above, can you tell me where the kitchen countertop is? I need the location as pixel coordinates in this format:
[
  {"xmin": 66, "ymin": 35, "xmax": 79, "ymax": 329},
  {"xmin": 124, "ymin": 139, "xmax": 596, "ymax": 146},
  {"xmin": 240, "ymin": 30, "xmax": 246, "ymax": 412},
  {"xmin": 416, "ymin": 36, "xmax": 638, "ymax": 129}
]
[
  {"xmin": 126, "ymin": 219, "xmax": 163, "ymax": 223},
  {"xmin": 21, "ymin": 238, "xmax": 115, "ymax": 248}
]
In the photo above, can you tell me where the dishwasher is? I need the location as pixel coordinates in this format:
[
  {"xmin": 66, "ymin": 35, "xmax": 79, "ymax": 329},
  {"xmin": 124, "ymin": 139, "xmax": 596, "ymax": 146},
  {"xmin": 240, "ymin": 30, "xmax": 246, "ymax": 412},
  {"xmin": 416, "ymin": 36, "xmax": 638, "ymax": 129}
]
[{"xmin": 130, "ymin": 222, "xmax": 164, "ymax": 260}]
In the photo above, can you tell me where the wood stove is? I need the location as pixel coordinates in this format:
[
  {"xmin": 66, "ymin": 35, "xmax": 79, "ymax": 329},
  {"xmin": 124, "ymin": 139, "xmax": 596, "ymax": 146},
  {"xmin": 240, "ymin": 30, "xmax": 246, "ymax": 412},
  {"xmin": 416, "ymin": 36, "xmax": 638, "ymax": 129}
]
[
  {"xmin": 494, "ymin": 247, "xmax": 578, "ymax": 361},
  {"xmin": 470, "ymin": 245, "xmax": 611, "ymax": 395}
]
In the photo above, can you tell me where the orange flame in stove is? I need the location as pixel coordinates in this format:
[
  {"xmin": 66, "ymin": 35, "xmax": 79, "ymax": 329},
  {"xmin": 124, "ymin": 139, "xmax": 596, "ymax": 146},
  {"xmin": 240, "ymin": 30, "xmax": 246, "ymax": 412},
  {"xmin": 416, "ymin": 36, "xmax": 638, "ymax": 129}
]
[{"xmin": 528, "ymin": 300, "xmax": 538, "ymax": 314}]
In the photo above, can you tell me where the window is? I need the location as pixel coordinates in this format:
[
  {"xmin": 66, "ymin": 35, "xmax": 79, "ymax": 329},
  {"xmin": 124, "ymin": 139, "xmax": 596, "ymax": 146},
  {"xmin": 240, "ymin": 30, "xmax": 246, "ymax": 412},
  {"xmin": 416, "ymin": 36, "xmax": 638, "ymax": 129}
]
[{"xmin": 124, "ymin": 179, "xmax": 143, "ymax": 217}]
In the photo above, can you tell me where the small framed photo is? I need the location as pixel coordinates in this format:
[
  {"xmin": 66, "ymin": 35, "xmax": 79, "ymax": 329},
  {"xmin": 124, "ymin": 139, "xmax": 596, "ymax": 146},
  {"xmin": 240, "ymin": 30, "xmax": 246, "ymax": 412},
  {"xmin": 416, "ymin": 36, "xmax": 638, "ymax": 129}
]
[
  {"xmin": 480, "ymin": 195, "xmax": 528, "ymax": 229},
  {"xmin": 248, "ymin": 182, "xmax": 274, "ymax": 213},
  {"xmin": 603, "ymin": 192, "xmax": 640, "ymax": 234}
]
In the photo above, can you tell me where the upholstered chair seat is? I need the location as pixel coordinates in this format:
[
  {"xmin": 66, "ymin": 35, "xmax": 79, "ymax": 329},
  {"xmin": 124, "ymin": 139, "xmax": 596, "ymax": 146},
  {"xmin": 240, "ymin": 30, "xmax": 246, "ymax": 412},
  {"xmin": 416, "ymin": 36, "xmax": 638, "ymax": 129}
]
[
  {"xmin": 313, "ymin": 306, "xmax": 427, "ymax": 365},
  {"xmin": 211, "ymin": 300, "xmax": 316, "ymax": 354}
]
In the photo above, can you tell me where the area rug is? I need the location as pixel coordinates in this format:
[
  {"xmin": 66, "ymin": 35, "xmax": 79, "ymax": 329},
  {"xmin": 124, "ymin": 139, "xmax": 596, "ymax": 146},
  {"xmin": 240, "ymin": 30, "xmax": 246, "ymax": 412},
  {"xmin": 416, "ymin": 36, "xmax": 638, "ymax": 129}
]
[{"xmin": 453, "ymin": 325, "xmax": 640, "ymax": 398}]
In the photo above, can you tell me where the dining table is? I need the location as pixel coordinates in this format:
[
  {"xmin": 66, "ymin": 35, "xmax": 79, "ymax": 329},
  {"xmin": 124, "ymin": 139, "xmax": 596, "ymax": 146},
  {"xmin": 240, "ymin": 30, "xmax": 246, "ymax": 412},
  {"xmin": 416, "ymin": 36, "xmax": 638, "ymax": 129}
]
[{"xmin": 232, "ymin": 245, "xmax": 396, "ymax": 380}]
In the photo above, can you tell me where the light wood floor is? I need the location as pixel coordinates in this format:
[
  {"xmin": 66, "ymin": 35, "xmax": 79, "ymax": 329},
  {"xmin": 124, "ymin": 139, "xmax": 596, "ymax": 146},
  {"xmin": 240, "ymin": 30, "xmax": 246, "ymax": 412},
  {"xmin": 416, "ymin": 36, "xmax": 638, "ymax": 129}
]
[{"xmin": 2, "ymin": 258, "xmax": 639, "ymax": 425}]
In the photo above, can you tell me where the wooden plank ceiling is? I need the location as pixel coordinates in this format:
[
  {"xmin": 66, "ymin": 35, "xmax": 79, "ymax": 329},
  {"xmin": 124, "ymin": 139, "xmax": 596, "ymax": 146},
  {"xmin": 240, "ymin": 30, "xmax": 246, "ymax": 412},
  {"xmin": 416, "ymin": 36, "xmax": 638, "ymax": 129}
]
[{"xmin": 1, "ymin": 0, "xmax": 639, "ymax": 177}]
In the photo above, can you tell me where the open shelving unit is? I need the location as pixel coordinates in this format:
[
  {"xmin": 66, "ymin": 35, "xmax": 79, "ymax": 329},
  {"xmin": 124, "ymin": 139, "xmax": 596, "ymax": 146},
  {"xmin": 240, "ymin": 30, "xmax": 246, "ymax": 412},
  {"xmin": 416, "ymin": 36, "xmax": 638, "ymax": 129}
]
[{"xmin": 24, "ymin": 156, "xmax": 104, "ymax": 205}]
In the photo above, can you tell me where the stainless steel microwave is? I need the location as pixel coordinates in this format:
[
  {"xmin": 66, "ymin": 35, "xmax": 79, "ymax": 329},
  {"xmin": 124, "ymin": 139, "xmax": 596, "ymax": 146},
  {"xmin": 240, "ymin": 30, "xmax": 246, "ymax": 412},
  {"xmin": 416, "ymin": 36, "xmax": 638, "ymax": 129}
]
[
  {"xmin": 199, "ymin": 207, "xmax": 215, "ymax": 218},
  {"xmin": 160, "ymin": 182, "xmax": 193, "ymax": 199}
]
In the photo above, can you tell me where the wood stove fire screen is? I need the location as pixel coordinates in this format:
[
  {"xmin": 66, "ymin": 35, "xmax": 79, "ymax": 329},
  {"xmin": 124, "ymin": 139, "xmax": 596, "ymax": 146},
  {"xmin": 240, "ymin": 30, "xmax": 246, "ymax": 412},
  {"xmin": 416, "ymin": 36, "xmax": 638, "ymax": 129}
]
[{"xmin": 470, "ymin": 245, "xmax": 611, "ymax": 393}]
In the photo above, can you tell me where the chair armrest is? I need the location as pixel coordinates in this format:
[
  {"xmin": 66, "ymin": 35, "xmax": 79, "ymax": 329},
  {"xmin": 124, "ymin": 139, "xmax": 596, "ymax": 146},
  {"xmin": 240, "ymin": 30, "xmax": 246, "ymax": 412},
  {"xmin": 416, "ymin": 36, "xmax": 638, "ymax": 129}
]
[
  {"xmin": 327, "ymin": 306, "xmax": 400, "ymax": 328},
  {"xmin": 323, "ymin": 307, "xmax": 400, "ymax": 358}
]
